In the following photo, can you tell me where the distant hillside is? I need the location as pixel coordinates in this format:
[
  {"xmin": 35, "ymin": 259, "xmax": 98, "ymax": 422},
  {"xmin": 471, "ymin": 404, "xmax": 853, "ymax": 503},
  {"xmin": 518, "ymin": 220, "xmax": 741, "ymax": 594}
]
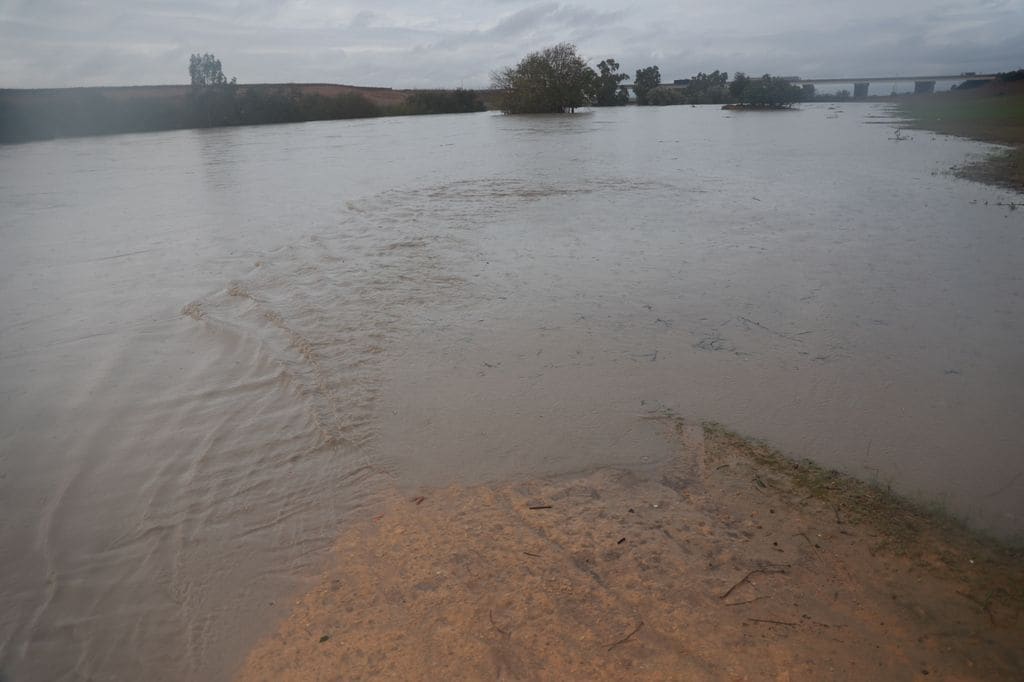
[{"xmin": 0, "ymin": 83, "xmax": 488, "ymax": 143}]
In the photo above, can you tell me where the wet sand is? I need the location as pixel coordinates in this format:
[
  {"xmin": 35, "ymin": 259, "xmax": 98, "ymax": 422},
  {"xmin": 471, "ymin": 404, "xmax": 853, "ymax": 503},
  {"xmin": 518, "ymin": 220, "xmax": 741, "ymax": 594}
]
[{"xmin": 237, "ymin": 421, "xmax": 1023, "ymax": 680}]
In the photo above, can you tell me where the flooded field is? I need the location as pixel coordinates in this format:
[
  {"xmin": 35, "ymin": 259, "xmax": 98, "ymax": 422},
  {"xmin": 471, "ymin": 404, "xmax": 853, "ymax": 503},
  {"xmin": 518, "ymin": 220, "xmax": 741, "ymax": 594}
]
[{"xmin": 1, "ymin": 104, "xmax": 1022, "ymax": 680}]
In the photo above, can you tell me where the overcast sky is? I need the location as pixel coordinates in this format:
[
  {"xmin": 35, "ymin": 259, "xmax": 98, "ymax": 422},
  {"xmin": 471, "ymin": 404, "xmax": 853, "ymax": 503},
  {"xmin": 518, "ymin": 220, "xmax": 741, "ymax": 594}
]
[{"xmin": 1, "ymin": 0, "xmax": 1022, "ymax": 88}]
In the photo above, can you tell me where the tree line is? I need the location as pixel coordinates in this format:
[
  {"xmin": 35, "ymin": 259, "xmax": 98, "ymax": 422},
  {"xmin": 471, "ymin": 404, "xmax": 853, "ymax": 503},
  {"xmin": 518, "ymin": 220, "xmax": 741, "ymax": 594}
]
[{"xmin": 493, "ymin": 43, "xmax": 808, "ymax": 113}]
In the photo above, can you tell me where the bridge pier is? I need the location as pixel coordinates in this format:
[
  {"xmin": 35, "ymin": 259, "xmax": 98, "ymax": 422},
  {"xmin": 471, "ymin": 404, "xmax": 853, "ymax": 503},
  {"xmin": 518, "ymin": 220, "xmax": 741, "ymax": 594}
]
[
  {"xmin": 853, "ymin": 82, "xmax": 870, "ymax": 98},
  {"xmin": 914, "ymin": 80, "xmax": 936, "ymax": 94}
]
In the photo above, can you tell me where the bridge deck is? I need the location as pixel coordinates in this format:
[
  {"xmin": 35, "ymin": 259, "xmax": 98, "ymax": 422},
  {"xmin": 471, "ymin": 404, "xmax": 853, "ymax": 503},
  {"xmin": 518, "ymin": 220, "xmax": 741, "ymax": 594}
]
[{"xmin": 793, "ymin": 74, "xmax": 996, "ymax": 85}]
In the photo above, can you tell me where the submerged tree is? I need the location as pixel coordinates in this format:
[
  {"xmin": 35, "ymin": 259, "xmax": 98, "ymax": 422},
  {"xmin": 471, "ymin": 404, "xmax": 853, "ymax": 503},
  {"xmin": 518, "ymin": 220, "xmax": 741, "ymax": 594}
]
[
  {"xmin": 731, "ymin": 74, "xmax": 804, "ymax": 107},
  {"xmin": 188, "ymin": 53, "xmax": 238, "ymax": 127},
  {"xmin": 492, "ymin": 43, "xmax": 596, "ymax": 114},
  {"xmin": 684, "ymin": 70, "xmax": 730, "ymax": 104},
  {"xmin": 633, "ymin": 65, "xmax": 661, "ymax": 105},
  {"xmin": 593, "ymin": 59, "xmax": 629, "ymax": 106},
  {"xmin": 645, "ymin": 85, "xmax": 685, "ymax": 105},
  {"xmin": 729, "ymin": 72, "xmax": 751, "ymax": 99}
]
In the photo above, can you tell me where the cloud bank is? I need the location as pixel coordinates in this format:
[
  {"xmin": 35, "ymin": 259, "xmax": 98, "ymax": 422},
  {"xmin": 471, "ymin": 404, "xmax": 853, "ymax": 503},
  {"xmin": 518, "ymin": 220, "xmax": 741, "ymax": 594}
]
[{"xmin": 1, "ymin": 0, "xmax": 1022, "ymax": 88}]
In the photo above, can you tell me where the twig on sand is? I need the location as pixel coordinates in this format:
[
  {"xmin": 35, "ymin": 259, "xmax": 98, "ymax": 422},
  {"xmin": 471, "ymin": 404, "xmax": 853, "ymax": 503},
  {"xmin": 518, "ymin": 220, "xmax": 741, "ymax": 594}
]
[
  {"xmin": 956, "ymin": 589, "xmax": 1003, "ymax": 626},
  {"xmin": 720, "ymin": 565, "xmax": 789, "ymax": 600},
  {"xmin": 489, "ymin": 610, "xmax": 510, "ymax": 639},
  {"xmin": 725, "ymin": 595, "xmax": 771, "ymax": 607},
  {"xmin": 793, "ymin": 532, "xmax": 818, "ymax": 549},
  {"xmin": 523, "ymin": 551, "xmax": 541, "ymax": 558},
  {"xmin": 748, "ymin": 618, "xmax": 798, "ymax": 626},
  {"xmin": 606, "ymin": 621, "xmax": 644, "ymax": 650},
  {"xmin": 528, "ymin": 505, "xmax": 553, "ymax": 510}
]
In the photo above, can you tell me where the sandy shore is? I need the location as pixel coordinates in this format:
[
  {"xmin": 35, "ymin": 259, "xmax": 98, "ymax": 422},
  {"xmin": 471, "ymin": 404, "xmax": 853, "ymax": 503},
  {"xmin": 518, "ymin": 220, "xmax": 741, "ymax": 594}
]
[{"xmin": 236, "ymin": 420, "xmax": 1022, "ymax": 680}]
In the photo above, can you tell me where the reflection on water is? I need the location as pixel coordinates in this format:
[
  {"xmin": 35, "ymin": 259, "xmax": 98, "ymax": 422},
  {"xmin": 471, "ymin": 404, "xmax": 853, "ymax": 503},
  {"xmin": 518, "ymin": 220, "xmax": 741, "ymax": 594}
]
[{"xmin": 1, "ymin": 104, "xmax": 1022, "ymax": 680}]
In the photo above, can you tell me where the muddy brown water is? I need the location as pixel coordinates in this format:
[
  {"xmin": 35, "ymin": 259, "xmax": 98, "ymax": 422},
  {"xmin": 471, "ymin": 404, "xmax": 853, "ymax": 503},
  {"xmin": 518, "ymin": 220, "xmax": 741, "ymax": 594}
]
[{"xmin": 1, "ymin": 104, "xmax": 1022, "ymax": 680}]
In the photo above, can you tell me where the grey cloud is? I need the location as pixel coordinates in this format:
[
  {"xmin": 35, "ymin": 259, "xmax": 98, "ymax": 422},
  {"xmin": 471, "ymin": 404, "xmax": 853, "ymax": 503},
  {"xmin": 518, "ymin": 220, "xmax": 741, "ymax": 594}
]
[
  {"xmin": 0, "ymin": 0, "xmax": 1021, "ymax": 88},
  {"xmin": 349, "ymin": 11, "xmax": 377, "ymax": 29},
  {"xmin": 488, "ymin": 2, "xmax": 561, "ymax": 38},
  {"xmin": 427, "ymin": 2, "xmax": 624, "ymax": 52}
]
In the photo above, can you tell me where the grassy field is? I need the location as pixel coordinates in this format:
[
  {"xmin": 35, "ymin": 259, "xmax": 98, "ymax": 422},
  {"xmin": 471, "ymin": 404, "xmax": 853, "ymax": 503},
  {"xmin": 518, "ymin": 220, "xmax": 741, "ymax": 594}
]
[
  {"xmin": 894, "ymin": 79, "xmax": 1024, "ymax": 190},
  {"xmin": 0, "ymin": 83, "xmax": 488, "ymax": 143}
]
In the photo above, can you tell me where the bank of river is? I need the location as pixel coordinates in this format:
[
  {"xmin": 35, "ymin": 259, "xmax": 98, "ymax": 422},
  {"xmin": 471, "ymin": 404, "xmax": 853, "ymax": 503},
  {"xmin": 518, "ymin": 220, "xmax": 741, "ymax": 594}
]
[
  {"xmin": 1, "ymin": 103, "xmax": 1022, "ymax": 680},
  {"xmin": 893, "ymin": 78, "xmax": 1024, "ymax": 190}
]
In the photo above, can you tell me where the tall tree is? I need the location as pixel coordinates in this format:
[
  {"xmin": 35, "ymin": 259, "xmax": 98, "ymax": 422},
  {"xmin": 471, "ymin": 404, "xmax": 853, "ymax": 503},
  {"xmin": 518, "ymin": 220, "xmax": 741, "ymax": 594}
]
[
  {"xmin": 593, "ymin": 59, "xmax": 629, "ymax": 106},
  {"xmin": 189, "ymin": 53, "xmax": 235, "ymax": 87},
  {"xmin": 684, "ymin": 70, "xmax": 729, "ymax": 104},
  {"xmin": 492, "ymin": 43, "xmax": 596, "ymax": 114},
  {"xmin": 633, "ymin": 66, "xmax": 661, "ymax": 105},
  {"xmin": 188, "ymin": 53, "xmax": 237, "ymax": 127},
  {"xmin": 729, "ymin": 72, "xmax": 750, "ymax": 99},
  {"xmin": 731, "ymin": 74, "xmax": 803, "ymax": 108}
]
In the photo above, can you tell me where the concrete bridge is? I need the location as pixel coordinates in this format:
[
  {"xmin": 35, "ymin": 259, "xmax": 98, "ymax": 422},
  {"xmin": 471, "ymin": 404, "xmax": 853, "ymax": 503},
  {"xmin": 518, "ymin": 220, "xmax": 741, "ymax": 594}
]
[
  {"xmin": 620, "ymin": 73, "xmax": 998, "ymax": 98},
  {"xmin": 770, "ymin": 73, "xmax": 997, "ymax": 97}
]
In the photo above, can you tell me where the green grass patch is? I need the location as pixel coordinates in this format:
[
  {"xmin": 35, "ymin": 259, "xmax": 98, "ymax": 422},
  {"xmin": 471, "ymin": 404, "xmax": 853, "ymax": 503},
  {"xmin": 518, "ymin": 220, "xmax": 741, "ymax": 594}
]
[
  {"xmin": 701, "ymin": 419, "xmax": 1024, "ymax": 624},
  {"xmin": 893, "ymin": 86, "xmax": 1024, "ymax": 190},
  {"xmin": 896, "ymin": 92, "xmax": 1024, "ymax": 140}
]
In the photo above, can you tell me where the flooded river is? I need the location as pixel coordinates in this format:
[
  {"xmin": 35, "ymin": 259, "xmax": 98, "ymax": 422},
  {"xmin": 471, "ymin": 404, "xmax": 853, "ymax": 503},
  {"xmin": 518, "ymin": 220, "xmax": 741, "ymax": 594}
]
[{"xmin": 1, "ymin": 104, "xmax": 1022, "ymax": 680}]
